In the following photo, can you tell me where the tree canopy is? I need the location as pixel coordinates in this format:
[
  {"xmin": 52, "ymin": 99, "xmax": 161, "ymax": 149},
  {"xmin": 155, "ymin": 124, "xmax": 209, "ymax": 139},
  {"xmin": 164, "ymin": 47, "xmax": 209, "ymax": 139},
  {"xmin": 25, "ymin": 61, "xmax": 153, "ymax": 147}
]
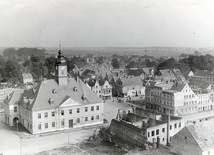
[{"xmin": 111, "ymin": 58, "xmax": 120, "ymax": 69}]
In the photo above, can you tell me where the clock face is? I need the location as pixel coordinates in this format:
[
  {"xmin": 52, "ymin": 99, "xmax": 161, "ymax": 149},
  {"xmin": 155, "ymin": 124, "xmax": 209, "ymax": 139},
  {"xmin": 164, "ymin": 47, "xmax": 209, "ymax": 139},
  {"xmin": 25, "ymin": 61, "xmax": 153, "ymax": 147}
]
[{"xmin": 60, "ymin": 66, "xmax": 65, "ymax": 69}]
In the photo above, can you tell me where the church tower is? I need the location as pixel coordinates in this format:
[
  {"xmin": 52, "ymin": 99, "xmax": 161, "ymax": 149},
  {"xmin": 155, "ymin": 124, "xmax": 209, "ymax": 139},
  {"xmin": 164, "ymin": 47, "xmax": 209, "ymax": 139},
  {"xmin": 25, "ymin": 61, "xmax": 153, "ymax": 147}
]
[{"xmin": 56, "ymin": 49, "xmax": 68, "ymax": 85}]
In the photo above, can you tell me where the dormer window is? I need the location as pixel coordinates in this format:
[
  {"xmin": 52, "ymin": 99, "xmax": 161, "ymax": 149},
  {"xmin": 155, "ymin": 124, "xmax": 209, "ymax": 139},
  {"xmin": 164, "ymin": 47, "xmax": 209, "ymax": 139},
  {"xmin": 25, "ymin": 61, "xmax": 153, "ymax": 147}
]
[
  {"xmin": 82, "ymin": 95, "xmax": 87, "ymax": 101},
  {"xmin": 49, "ymin": 98, "xmax": 54, "ymax": 104},
  {"xmin": 73, "ymin": 87, "xmax": 77, "ymax": 92},
  {"xmin": 52, "ymin": 89, "xmax": 57, "ymax": 94}
]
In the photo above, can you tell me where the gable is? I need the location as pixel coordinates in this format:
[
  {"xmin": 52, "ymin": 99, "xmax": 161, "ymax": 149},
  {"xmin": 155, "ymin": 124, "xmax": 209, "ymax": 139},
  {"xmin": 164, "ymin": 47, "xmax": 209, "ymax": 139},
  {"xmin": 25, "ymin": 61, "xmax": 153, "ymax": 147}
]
[{"xmin": 59, "ymin": 97, "xmax": 81, "ymax": 107}]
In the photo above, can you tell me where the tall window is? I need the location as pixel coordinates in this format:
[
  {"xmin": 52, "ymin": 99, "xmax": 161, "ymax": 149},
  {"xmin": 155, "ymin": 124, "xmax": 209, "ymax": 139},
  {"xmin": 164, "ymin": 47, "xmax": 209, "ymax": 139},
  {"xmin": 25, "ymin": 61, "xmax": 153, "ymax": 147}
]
[
  {"xmin": 96, "ymin": 106, "xmax": 99, "ymax": 110},
  {"xmin": 61, "ymin": 120, "xmax": 64, "ymax": 126},
  {"xmin": 38, "ymin": 124, "xmax": 41, "ymax": 129},
  {"xmin": 96, "ymin": 115, "xmax": 99, "ymax": 120},
  {"xmin": 38, "ymin": 113, "xmax": 41, "ymax": 119},
  {"xmin": 77, "ymin": 108, "xmax": 80, "ymax": 113},
  {"xmin": 45, "ymin": 123, "xmax": 48, "ymax": 128},
  {"xmin": 91, "ymin": 106, "xmax": 94, "ymax": 111},
  {"xmin": 14, "ymin": 107, "xmax": 17, "ymax": 113},
  {"xmin": 77, "ymin": 118, "xmax": 80, "ymax": 123},
  {"xmin": 85, "ymin": 117, "xmax": 88, "ymax": 121},
  {"xmin": 156, "ymin": 129, "xmax": 159, "ymax": 135},
  {"xmin": 152, "ymin": 131, "xmax": 155, "ymax": 136},
  {"xmin": 69, "ymin": 109, "xmax": 72, "ymax": 114},
  {"xmin": 91, "ymin": 116, "xmax": 94, "ymax": 121},
  {"xmin": 61, "ymin": 110, "xmax": 64, "ymax": 116},
  {"xmin": 52, "ymin": 122, "xmax": 55, "ymax": 127},
  {"xmin": 45, "ymin": 112, "xmax": 48, "ymax": 118},
  {"xmin": 52, "ymin": 112, "xmax": 55, "ymax": 117},
  {"xmin": 85, "ymin": 107, "xmax": 88, "ymax": 112},
  {"xmin": 162, "ymin": 128, "xmax": 165, "ymax": 133}
]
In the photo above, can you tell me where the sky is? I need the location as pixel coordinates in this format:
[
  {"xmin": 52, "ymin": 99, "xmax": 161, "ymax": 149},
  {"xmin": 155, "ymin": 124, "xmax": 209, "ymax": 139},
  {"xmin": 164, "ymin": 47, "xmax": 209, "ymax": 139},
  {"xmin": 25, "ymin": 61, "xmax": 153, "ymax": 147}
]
[{"xmin": 1, "ymin": 0, "xmax": 214, "ymax": 48}]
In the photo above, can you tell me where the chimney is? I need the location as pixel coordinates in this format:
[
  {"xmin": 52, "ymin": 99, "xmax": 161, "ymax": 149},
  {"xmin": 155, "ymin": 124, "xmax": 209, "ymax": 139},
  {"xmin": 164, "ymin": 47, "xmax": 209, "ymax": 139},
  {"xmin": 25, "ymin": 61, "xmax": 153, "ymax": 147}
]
[{"xmin": 166, "ymin": 112, "xmax": 171, "ymax": 146}]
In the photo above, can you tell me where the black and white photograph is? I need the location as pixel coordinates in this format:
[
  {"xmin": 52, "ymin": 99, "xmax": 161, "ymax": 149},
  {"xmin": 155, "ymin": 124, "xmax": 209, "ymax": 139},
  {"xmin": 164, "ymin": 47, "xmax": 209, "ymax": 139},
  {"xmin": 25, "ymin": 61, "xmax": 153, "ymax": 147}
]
[{"xmin": 1, "ymin": 0, "xmax": 214, "ymax": 155}]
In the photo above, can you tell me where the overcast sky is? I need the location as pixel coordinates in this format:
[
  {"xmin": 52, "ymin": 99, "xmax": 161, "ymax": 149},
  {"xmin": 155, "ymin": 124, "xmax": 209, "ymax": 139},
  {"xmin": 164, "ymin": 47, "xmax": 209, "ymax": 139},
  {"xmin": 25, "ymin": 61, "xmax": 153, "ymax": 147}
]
[{"xmin": 1, "ymin": 0, "xmax": 214, "ymax": 48}]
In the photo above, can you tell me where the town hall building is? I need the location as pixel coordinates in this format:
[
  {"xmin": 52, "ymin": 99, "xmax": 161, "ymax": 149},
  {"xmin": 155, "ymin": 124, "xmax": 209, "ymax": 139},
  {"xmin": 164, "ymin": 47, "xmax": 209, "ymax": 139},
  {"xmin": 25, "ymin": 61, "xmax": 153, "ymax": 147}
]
[{"xmin": 3, "ymin": 50, "xmax": 104, "ymax": 134}]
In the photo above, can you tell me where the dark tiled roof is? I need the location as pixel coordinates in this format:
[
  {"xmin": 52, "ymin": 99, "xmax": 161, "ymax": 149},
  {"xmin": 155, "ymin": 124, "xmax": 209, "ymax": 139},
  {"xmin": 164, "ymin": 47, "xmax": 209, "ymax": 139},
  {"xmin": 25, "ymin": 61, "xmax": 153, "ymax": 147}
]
[
  {"xmin": 171, "ymin": 83, "xmax": 186, "ymax": 92},
  {"xmin": 142, "ymin": 67, "xmax": 155, "ymax": 75},
  {"xmin": 186, "ymin": 121, "xmax": 214, "ymax": 151},
  {"xmin": 19, "ymin": 78, "xmax": 102, "ymax": 111},
  {"xmin": 120, "ymin": 76, "xmax": 142, "ymax": 86},
  {"xmin": 194, "ymin": 70, "xmax": 209, "ymax": 77},
  {"xmin": 4, "ymin": 89, "xmax": 24, "ymax": 105}
]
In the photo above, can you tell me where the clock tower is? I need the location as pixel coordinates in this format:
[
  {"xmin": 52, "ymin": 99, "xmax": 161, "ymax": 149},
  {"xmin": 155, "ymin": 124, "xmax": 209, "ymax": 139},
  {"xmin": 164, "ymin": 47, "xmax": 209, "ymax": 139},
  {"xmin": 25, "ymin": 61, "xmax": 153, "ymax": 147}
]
[{"xmin": 56, "ymin": 49, "xmax": 68, "ymax": 85}]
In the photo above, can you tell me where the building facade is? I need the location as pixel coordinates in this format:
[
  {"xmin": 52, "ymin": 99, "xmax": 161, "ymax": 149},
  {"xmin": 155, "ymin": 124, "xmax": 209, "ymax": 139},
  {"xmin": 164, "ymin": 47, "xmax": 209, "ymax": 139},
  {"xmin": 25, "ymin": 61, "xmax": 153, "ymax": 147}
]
[
  {"xmin": 114, "ymin": 76, "xmax": 144, "ymax": 97},
  {"xmin": 4, "ymin": 50, "xmax": 103, "ymax": 134},
  {"xmin": 109, "ymin": 110, "xmax": 184, "ymax": 146},
  {"xmin": 87, "ymin": 79, "xmax": 112, "ymax": 100}
]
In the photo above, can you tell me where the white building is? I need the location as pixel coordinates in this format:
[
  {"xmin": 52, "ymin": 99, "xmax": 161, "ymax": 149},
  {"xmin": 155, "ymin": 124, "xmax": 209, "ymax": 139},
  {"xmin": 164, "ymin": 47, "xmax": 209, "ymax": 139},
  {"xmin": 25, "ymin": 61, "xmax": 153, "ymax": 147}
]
[{"xmin": 4, "ymin": 50, "xmax": 103, "ymax": 134}]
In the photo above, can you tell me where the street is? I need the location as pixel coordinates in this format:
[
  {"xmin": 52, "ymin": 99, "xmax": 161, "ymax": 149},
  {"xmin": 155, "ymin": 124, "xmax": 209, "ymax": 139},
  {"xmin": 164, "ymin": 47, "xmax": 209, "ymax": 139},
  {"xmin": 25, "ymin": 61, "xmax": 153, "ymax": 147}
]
[{"xmin": 0, "ymin": 100, "xmax": 132, "ymax": 155}]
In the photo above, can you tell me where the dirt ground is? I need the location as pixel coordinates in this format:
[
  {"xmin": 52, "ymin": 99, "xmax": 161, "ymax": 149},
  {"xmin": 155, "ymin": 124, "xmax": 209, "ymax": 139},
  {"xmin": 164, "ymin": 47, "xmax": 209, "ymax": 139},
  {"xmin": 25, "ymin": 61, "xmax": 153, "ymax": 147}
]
[
  {"xmin": 29, "ymin": 140, "xmax": 175, "ymax": 155},
  {"xmin": 30, "ymin": 140, "xmax": 127, "ymax": 155}
]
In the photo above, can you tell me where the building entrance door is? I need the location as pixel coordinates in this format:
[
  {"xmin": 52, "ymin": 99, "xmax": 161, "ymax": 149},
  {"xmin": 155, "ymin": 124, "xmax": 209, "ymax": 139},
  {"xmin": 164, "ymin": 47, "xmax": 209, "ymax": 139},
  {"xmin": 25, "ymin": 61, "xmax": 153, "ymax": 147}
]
[{"xmin": 69, "ymin": 119, "xmax": 73, "ymax": 128}]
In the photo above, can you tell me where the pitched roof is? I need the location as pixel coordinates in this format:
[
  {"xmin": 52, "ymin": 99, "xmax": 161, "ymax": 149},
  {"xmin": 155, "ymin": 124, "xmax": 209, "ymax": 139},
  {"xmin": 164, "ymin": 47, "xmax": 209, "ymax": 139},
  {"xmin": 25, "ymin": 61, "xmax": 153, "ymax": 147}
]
[
  {"xmin": 194, "ymin": 70, "xmax": 209, "ymax": 77},
  {"xmin": 142, "ymin": 67, "xmax": 155, "ymax": 75},
  {"xmin": 159, "ymin": 69, "xmax": 177, "ymax": 79},
  {"xmin": 186, "ymin": 120, "xmax": 214, "ymax": 151},
  {"xmin": 19, "ymin": 78, "xmax": 102, "ymax": 111},
  {"xmin": 22, "ymin": 73, "xmax": 33, "ymax": 79},
  {"xmin": 170, "ymin": 83, "xmax": 186, "ymax": 92},
  {"xmin": 4, "ymin": 89, "xmax": 24, "ymax": 105},
  {"xmin": 154, "ymin": 82, "xmax": 174, "ymax": 90},
  {"xmin": 119, "ymin": 76, "xmax": 142, "ymax": 86},
  {"xmin": 173, "ymin": 69, "xmax": 186, "ymax": 82},
  {"xmin": 190, "ymin": 81, "xmax": 211, "ymax": 90}
]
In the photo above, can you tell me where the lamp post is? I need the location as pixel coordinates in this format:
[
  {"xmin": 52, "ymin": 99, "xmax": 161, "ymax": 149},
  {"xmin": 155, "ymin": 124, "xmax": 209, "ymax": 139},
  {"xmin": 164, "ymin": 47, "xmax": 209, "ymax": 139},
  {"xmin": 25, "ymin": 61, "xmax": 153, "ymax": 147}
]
[
  {"xmin": 16, "ymin": 119, "xmax": 19, "ymax": 132},
  {"xmin": 67, "ymin": 132, "xmax": 69, "ymax": 144}
]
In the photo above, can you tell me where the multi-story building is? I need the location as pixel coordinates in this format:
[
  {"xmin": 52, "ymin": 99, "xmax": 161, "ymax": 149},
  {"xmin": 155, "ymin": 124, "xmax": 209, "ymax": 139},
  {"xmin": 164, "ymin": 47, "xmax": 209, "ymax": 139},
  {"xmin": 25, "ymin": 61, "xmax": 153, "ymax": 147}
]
[
  {"xmin": 145, "ymin": 81, "xmax": 199, "ymax": 116},
  {"xmin": 109, "ymin": 109, "xmax": 184, "ymax": 146},
  {"xmin": 3, "ymin": 50, "xmax": 103, "ymax": 134},
  {"xmin": 114, "ymin": 76, "xmax": 144, "ymax": 97},
  {"xmin": 87, "ymin": 79, "xmax": 112, "ymax": 100},
  {"xmin": 22, "ymin": 73, "xmax": 33, "ymax": 84}
]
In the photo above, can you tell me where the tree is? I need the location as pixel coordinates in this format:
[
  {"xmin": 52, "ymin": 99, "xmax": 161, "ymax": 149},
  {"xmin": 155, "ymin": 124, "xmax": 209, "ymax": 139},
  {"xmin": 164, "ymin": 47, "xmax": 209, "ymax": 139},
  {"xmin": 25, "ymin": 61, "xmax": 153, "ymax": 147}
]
[
  {"xmin": 111, "ymin": 58, "xmax": 120, "ymax": 69},
  {"xmin": 158, "ymin": 58, "xmax": 177, "ymax": 70},
  {"xmin": 3, "ymin": 61, "xmax": 22, "ymax": 83},
  {"xmin": 3, "ymin": 48, "xmax": 17, "ymax": 57},
  {"xmin": 95, "ymin": 56, "xmax": 105, "ymax": 65}
]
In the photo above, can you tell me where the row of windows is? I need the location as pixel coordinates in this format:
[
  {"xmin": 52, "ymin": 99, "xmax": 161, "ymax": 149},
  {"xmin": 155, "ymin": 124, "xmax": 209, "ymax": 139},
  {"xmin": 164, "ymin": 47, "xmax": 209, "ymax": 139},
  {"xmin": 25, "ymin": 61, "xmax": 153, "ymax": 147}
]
[
  {"xmin": 184, "ymin": 94, "xmax": 195, "ymax": 99},
  {"xmin": 38, "ymin": 115, "xmax": 100, "ymax": 129},
  {"xmin": 198, "ymin": 100, "xmax": 209, "ymax": 104},
  {"xmin": 38, "ymin": 106, "xmax": 100, "ymax": 119},
  {"xmin": 184, "ymin": 100, "xmax": 197, "ymax": 105},
  {"xmin": 180, "ymin": 107, "xmax": 197, "ymax": 113},
  {"xmin": 151, "ymin": 91, "xmax": 173, "ymax": 100},
  {"xmin": 93, "ymin": 90, "xmax": 111, "ymax": 94},
  {"xmin": 148, "ymin": 123, "xmax": 182, "ymax": 138}
]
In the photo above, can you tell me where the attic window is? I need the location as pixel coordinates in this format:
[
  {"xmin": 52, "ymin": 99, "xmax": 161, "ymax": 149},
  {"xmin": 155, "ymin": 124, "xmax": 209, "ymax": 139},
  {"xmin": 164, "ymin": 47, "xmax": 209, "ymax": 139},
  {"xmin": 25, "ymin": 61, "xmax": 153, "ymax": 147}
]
[
  {"xmin": 49, "ymin": 98, "xmax": 54, "ymax": 104},
  {"xmin": 52, "ymin": 89, "xmax": 57, "ymax": 94},
  {"xmin": 82, "ymin": 95, "xmax": 87, "ymax": 101},
  {"xmin": 73, "ymin": 87, "xmax": 77, "ymax": 92}
]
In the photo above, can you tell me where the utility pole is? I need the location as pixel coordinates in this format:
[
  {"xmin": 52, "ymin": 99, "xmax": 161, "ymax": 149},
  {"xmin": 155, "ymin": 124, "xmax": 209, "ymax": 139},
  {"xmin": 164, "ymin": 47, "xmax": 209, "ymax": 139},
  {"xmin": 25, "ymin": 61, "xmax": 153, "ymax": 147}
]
[
  {"xmin": 16, "ymin": 120, "xmax": 19, "ymax": 132},
  {"xmin": 166, "ymin": 111, "xmax": 171, "ymax": 146}
]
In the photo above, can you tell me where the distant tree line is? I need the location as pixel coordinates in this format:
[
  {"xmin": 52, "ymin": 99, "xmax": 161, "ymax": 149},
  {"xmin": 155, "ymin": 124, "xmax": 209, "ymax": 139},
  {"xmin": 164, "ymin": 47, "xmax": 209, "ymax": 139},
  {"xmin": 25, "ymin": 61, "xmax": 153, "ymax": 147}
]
[{"xmin": 3, "ymin": 47, "xmax": 46, "ymax": 57}]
